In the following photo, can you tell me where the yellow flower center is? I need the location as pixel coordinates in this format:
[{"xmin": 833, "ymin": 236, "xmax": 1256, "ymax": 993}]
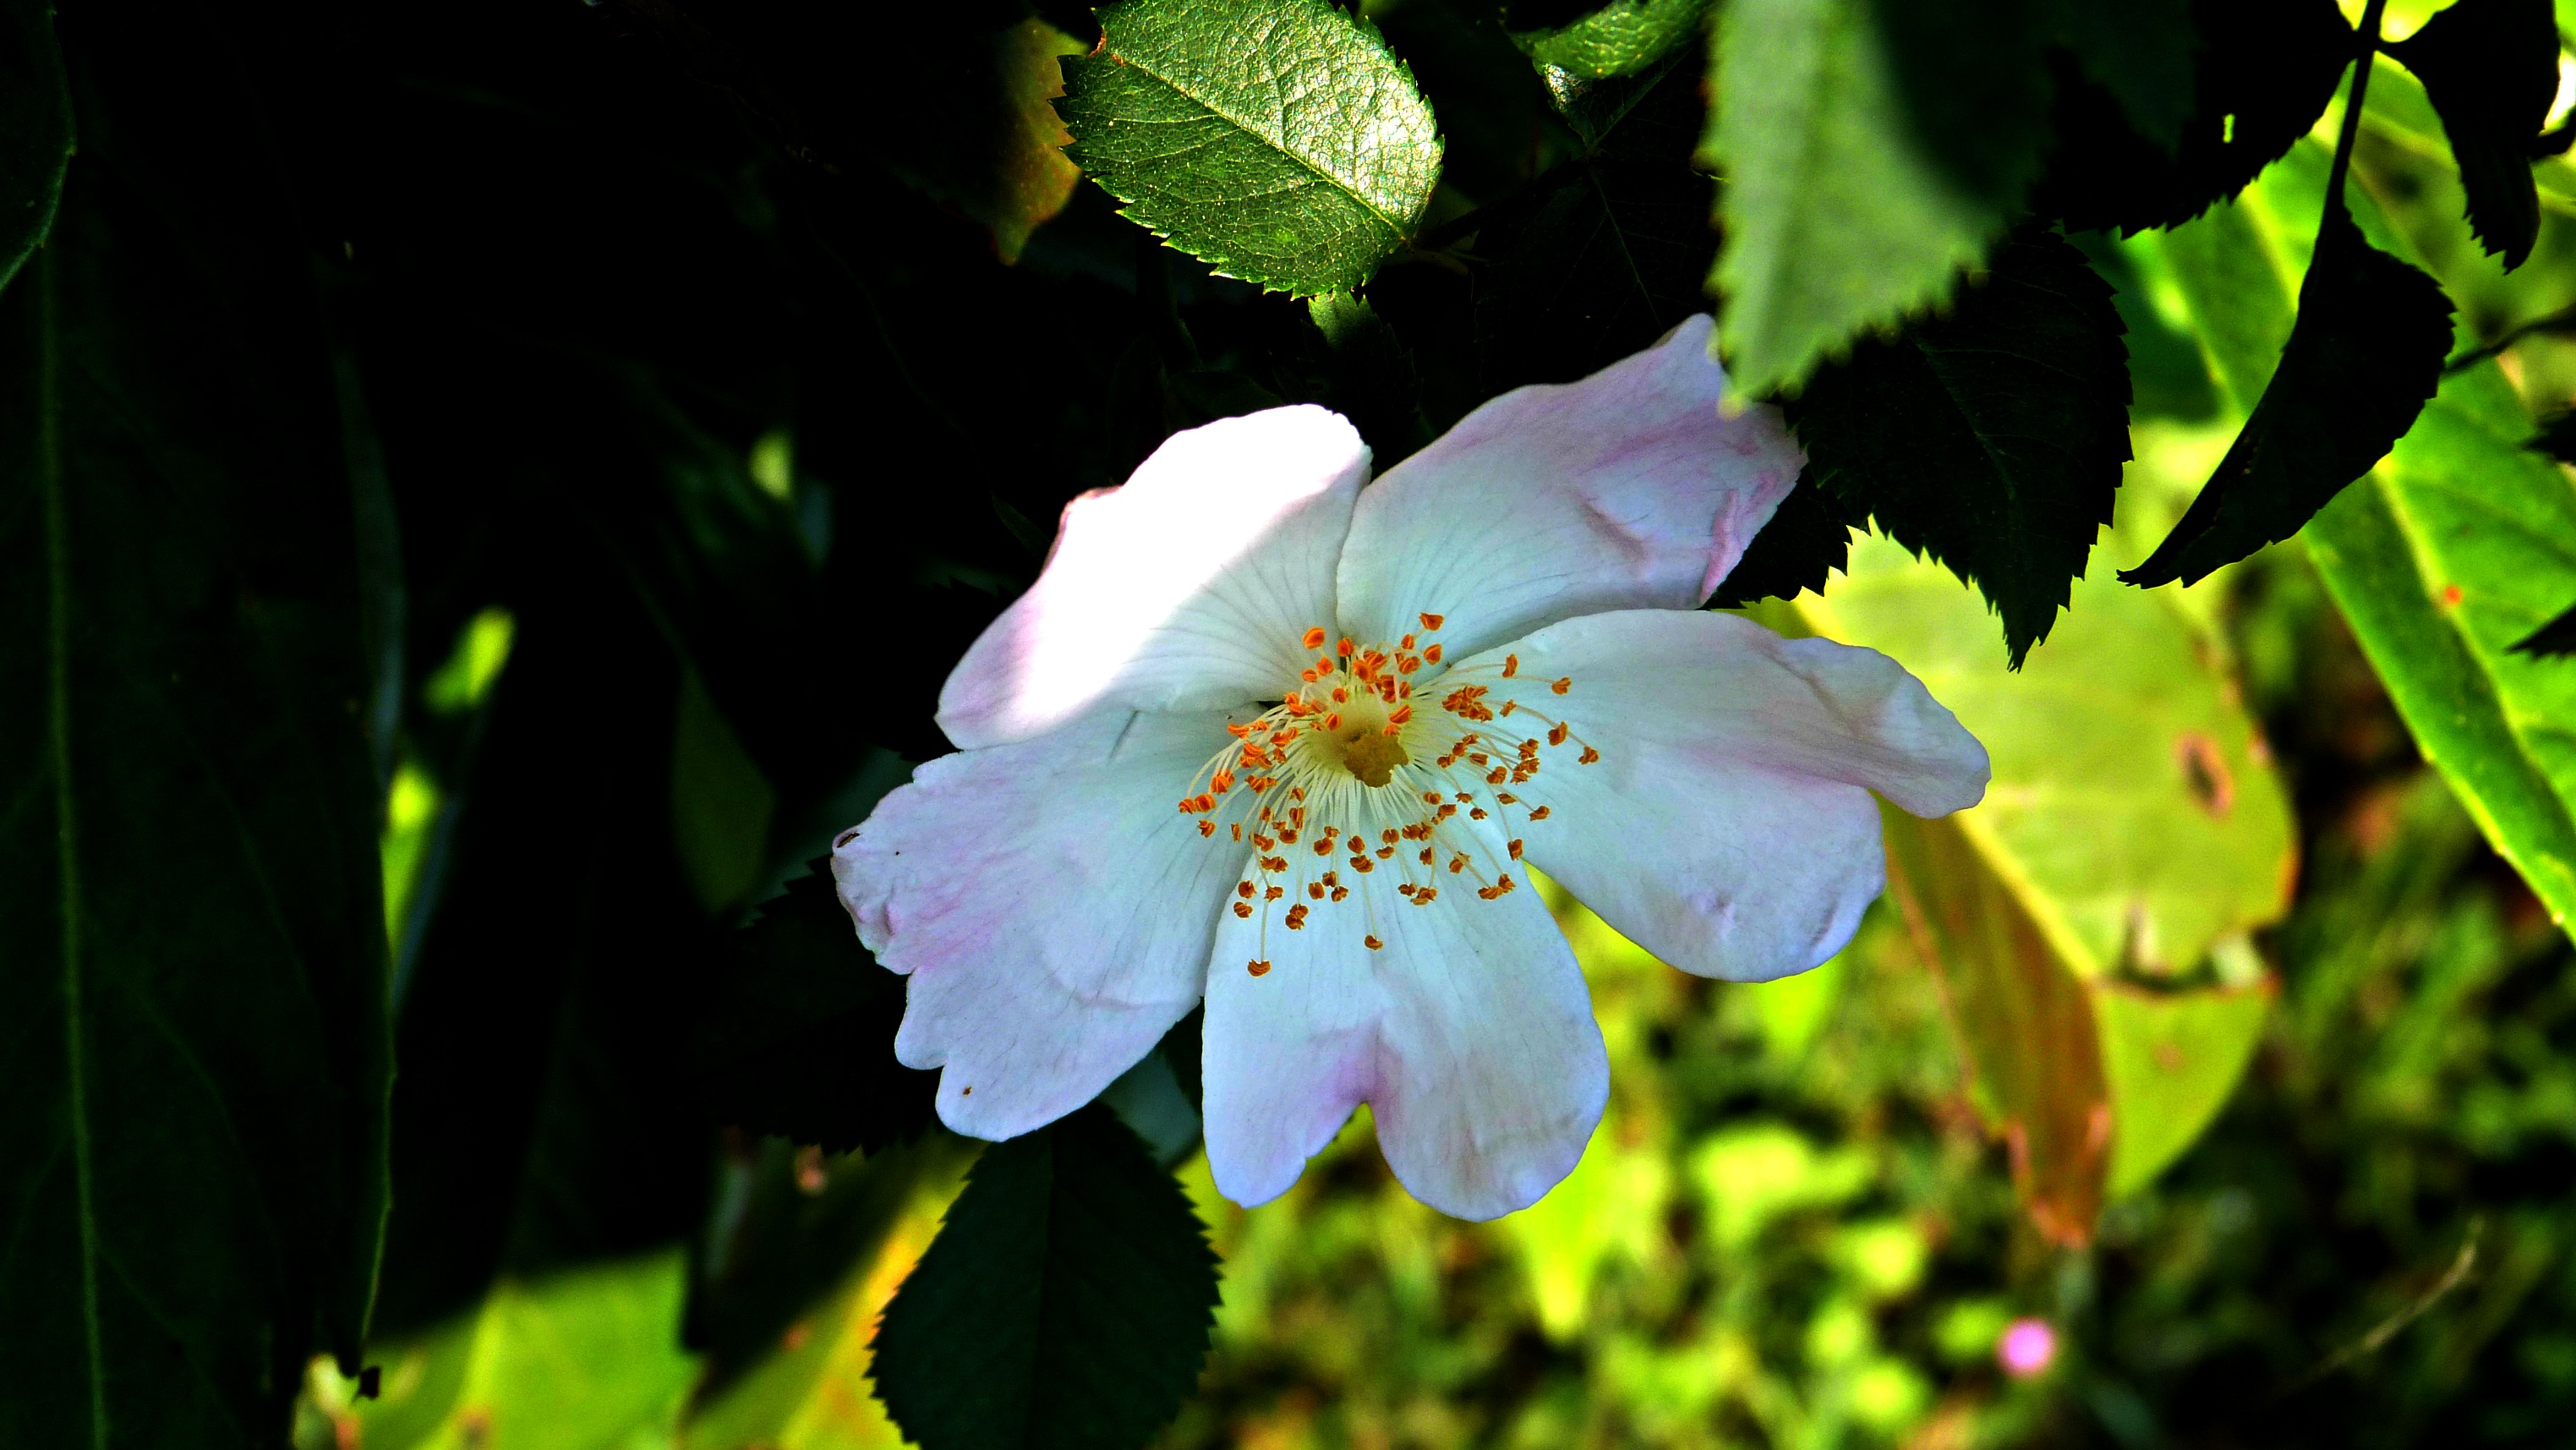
[{"xmin": 1172, "ymin": 612, "xmax": 1604, "ymax": 978}]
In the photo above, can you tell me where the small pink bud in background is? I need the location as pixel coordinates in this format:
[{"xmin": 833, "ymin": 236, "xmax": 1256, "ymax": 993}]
[{"xmin": 1998, "ymin": 1317, "xmax": 2057, "ymax": 1379}]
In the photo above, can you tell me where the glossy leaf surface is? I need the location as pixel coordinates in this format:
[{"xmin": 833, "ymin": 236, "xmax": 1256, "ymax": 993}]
[{"xmin": 1059, "ymin": 0, "xmax": 1443, "ymax": 296}]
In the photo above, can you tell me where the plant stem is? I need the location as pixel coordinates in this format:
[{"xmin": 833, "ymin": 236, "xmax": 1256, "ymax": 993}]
[{"xmin": 2324, "ymin": 0, "xmax": 2392, "ymax": 213}]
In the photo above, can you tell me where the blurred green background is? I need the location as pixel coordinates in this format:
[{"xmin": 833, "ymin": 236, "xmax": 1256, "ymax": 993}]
[{"xmin": 293, "ymin": 39, "xmax": 2576, "ymax": 1450}]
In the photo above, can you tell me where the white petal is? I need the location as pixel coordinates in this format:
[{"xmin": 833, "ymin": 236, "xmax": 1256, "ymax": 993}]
[
  {"xmin": 832, "ymin": 706, "xmax": 1243, "ymax": 1140},
  {"xmin": 1199, "ymin": 820, "xmax": 1608, "ymax": 1221},
  {"xmin": 1335, "ymin": 316, "xmax": 1801, "ymax": 661},
  {"xmin": 1478, "ymin": 610, "xmax": 1988, "ymax": 982},
  {"xmin": 939, "ymin": 406, "xmax": 1370, "ymax": 749}
]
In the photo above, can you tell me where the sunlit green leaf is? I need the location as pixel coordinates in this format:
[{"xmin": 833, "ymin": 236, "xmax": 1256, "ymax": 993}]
[
  {"xmin": 2154, "ymin": 156, "xmax": 2576, "ymax": 934},
  {"xmin": 319, "ymin": 1253, "xmax": 698, "ymax": 1450},
  {"xmin": 1059, "ymin": 0, "xmax": 1442, "ymax": 297},
  {"xmin": 1704, "ymin": 0, "xmax": 2002, "ymax": 397},
  {"xmin": 2095, "ymin": 980, "xmax": 2272, "ymax": 1196},
  {"xmin": 1512, "ymin": 0, "xmax": 1706, "ymax": 81}
]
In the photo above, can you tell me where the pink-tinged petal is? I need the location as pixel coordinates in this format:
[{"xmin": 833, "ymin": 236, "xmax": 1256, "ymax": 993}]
[
  {"xmin": 1199, "ymin": 826, "xmax": 1608, "ymax": 1220},
  {"xmin": 938, "ymin": 406, "xmax": 1370, "ymax": 749},
  {"xmin": 833, "ymin": 706, "xmax": 1242, "ymax": 1141},
  {"xmin": 1480, "ymin": 610, "xmax": 1988, "ymax": 982},
  {"xmin": 1335, "ymin": 316, "xmax": 1801, "ymax": 661}
]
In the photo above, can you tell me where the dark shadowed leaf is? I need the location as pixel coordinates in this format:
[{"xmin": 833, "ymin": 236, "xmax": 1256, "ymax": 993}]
[
  {"xmin": 0, "ymin": 0, "xmax": 71, "ymax": 293},
  {"xmin": 1707, "ymin": 474, "xmax": 1862, "ymax": 607},
  {"xmin": 696, "ymin": 862, "xmax": 938, "ymax": 1157},
  {"xmin": 1782, "ymin": 227, "xmax": 2132, "ymax": 665},
  {"xmin": 2512, "ymin": 601, "xmax": 2576, "ymax": 657},
  {"xmin": 2034, "ymin": 0, "xmax": 2355, "ymax": 234},
  {"xmin": 872, "ymin": 1107, "xmax": 1222, "ymax": 1450},
  {"xmin": 2056, "ymin": 0, "xmax": 2194, "ymax": 151},
  {"xmin": 2529, "ymin": 409, "xmax": 2576, "ymax": 463},
  {"xmin": 2125, "ymin": 205, "xmax": 2453, "ymax": 588},
  {"xmin": 1477, "ymin": 58, "xmax": 1713, "ymax": 393},
  {"xmin": 1059, "ymin": 0, "xmax": 1443, "ymax": 296},
  {"xmin": 1874, "ymin": 0, "xmax": 2057, "ymax": 211},
  {"xmin": 0, "ymin": 8, "xmax": 390, "ymax": 1440},
  {"xmin": 2387, "ymin": 0, "xmax": 2560, "ymax": 270}
]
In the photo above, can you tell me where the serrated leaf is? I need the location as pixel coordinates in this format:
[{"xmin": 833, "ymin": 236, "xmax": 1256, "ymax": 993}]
[
  {"xmin": 2125, "ymin": 205, "xmax": 2453, "ymax": 588},
  {"xmin": 2057, "ymin": 0, "xmax": 2194, "ymax": 151},
  {"xmin": 2152, "ymin": 163, "xmax": 2576, "ymax": 937},
  {"xmin": 1476, "ymin": 59, "xmax": 1714, "ymax": 393},
  {"xmin": 1059, "ymin": 0, "xmax": 1442, "ymax": 297},
  {"xmin": 0, "ymin": 17, "xmax": 391, "ymax": 1437},
  {"xmin": 1706, "ymin": 0, "xmax": 2005, "ymax": 397},
  {"xmin": 1704, "ymin": 473, "xmax": 1860, "ymax": 606},
  {"xmin": 871, "ymin": 1107, "xmax": 1221, "ymax": 1450},
  {"xmin": 0, "ymin": 0, "xmax": 70, "ymax": 294},
  {"xmin": 697, "ymin": 862, "xmax": 938, "ymax": 1157},
  {"xmin": 1782, "ymin": 227, "xmax": 2133, "ymax": 665},
  {"xmin": 2387, "ymin": 0, "xmax": 2559, "ymax": 270},
  {"xmin": 2513, "ymin": 599, "xmax": 2576, "ymax": 657},
  {"xmin": 2034, "ymin": 0, "xmax": 2355, "ymax": 234},
  {"xmin": 1512, "ymin": 0, "xmax": 1707, "ymax": 81}
]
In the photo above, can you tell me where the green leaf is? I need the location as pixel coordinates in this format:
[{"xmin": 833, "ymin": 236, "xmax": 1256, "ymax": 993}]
[
  {"xmin": 1767, "ymin": 523, "xmax": 2296, "ymax": 1231},
  {"xmin": 0, "ymin": 0, "xmax": 71, "ymax": 293},
  {"xmin": 695, "ymin": 862, "xmax": 938, "ymax": 1157},
  {"xmin": 2095, "ymin": 980, "xmax": 2272, "ymax": 1198},
  {"xmin": 671, "ymin": 665, "xmax": 777, "ymax": 915},
  {"xmin": 1781, "ymin": 227, "xmax": 2133, "ymax": 665},
  {"xmin": 1705, "ymin": 469, "xmax": 1861, "ymax": 607},
  {"xmin": 1475, "ymin": 58, "xmax": 1715, "ymax": 393},
  {"xmin": 2387, "ymin": 0, "xmax": 2559, "ymax": 270},
  {"xmin": 2033, "ymin": 0, "xmax": 2355, "ymax": 234},
  {"xmin": 1059, "ymin": 0, "xmax": 1443, "ymax": 297},
  {"xmin": 2057, "ymin": 0, "xmax": 2195, "ymax": 152},
  {"xmin": 1512, "ymin": 0, "xmax": 1707, "ymax": 81},
  {"xmin": 2304, "ymin": 369, "xmax": 2576, "ymax": 930},
  {"xmin": 2149, "ymin": 155, "xmax": 2576, "ymax": 938},
  {"xmin": 0, "ymin": 20, "xmax": 391, "ymax": 1442},
  {"xmin": 872, "ymin": 1106, "xmax": 1221, "ymax": 1450},
  {"xmin": 1704, "ymin": 0, "xmax": 2005, "ymax": 397},
  {"xmin": 1879, "ymin": 809, "xmax": 2110, "ymax": 1246},
  {"xmin": 320, "ymin": 1251, "xmax": 700, "ymax": 1450},
  {"xmin": 2125, "ymin": 205, "xmax": 2455, "ymax": 588}
]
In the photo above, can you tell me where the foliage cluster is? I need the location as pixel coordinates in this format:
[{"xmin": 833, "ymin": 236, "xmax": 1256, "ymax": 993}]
[{"xmin": 14, "ymin": 0, "xmax": 2576, "ymax": 1447}]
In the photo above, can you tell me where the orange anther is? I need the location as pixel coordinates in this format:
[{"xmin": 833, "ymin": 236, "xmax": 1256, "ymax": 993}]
[
  {"xmin": 1397, "ymin": 655, "xmax": 1419, "ymax": 675},
  {"xmin": 1423, "ymin": 643, "xmax": 1442, "ymax": 664},
  {"xmin": 1313, "ymin": 838, "xmax": 1333, "ymax": 856},
  {"xmin": 1365, "ymin": 934, "xmax": 1383, "ymax": 950},
  {"xmin": 1528, "ymin": 806, "xmax": 1551, "ymax": 820},
  {"xmin": 1262, "ymin": 857, "xmax": 1288, "ymax": 873},
  {"xmin": 1418, "ymin": 847, "xmax": 1434, "ymax": 864},
  {"xmin": 1248, "ymin": 959, "xmax": 1272, "ymax": 977},
  {"xmin": 1487, "ymin": 768, "xmax": 1508, "ymax": 785},
  {"xmin": 1501, "ymin": 654, "xmax": 1518, "ymax": 678},
  {"xmin": 1552, "ymin": 677, "xmax": 1572, "ymax": 695},
  {"xmin": 1238, "ymin": 881, "xmax": 1255, "ymax": 899},
  {"xmin": 1449, "ymin": 855, "xmax": 1468, "ymax": 873},
  {"xmin": 1303, "ymin": 626, "xmax": 1327, "ymax": 650},
  {"xmin": 1414, "ymin": 887, "xmax": 1438, "ymax": 905},
  {"xmin": 1284, "ymin": 905, "xmax": 1309, "ymax": 930},
  {"xmin": 1419, "ymin": 612, "xmax": 1444, "ymax": 630},
  {"xmin": 1400, "ymin": 633, "xmax": 1416, "ymax": 650},
  {"xmin": 1337, "ymin": 637, "xmax": 1355, "ymax": 658},
  {"xmin": 1199, "ymin": 820, "xmax": 1216, "ymax": 836},
  {"xmin": 1331, "ymin": 886, "xmax": 1349, "ymax": 902},
  {"xmin": 1579, "ymin": 747, "xmax": 1600, "ymax": 763},
  {"xmin": 1231, "ymin": 823, "xmax": 1244, "ymax": 840},
  {"xmin": 1308, "ymin": 881, "xmax": 1326, "ymax": 899},
  {"xmin": 1323, "ymin": 712, "xmax": 1341, "ymax": 730},
  {"xmin": 1508, "ymin": 839, "xmax": 1524, "ymax": 859},
  {"xmin": 1264, "ymin": 885, "xmax": 1284, "ymax": 900},
  {"xmin": 1469, "ymin": 807, "xmax": 1488, "ymax": 820},
  {"xmin": 1548, "ymin": 723, "xmax": 1570, "ymax": 747},
  {"xmin": 1233, "ymin": 901, "xmax": 1253, "ymax": 918}
]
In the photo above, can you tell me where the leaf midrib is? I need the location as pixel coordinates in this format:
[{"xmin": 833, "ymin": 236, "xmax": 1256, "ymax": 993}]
[
  {"xmin": 38, "ymin": 243, "xmax": 111, "ymax": 1450},
  {"xmin": 1107, "ymin": 29, "xmax": 1419, "ymax": 238}
]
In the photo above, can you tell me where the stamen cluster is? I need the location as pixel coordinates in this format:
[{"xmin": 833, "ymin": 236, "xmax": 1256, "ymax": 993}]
[{"xmin": 1173, "ymin": 612, "xmax": 1603, "ymax": 977}]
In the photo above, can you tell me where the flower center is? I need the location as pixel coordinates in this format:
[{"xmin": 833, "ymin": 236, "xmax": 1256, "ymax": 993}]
[{"xmin": 1174, "ymin": 612, "xmax": 1603, "ymax": 977}]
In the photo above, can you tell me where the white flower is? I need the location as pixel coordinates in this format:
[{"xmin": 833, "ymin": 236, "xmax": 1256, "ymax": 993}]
[{"xmin": 832, "ymin": 317, "xmax": 1988, "ymax": 1219}]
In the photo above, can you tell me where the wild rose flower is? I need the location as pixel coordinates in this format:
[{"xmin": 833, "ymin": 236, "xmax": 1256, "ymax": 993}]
[{"xmin": 833, "ymin": 317, "xmax": 1988, "ymax": 1219}]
